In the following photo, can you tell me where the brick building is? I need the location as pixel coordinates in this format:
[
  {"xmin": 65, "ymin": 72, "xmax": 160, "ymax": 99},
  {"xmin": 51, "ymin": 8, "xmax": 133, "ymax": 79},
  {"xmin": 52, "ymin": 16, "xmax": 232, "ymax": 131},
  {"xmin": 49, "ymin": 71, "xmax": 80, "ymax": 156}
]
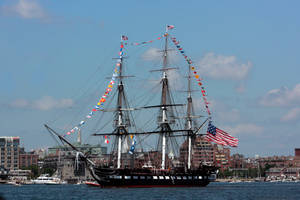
[
  {"xmin": 266, "ymin": 167, "xmax": 300, "ymax": 178},
  {"xmin": 258, "ymin": 156, "xmax": 294, "ymax": 168},
  {"xmin": 230, "ymin": 154, "xmax": 247, "ymax": 169},
  {"xmin": 214, "ymin": 145, "xmax": 230, "ymax": 170},
  {"xmin": 19, "ymin": 151, "xmax": 38, "ymax": 168},
  {"xmin": 293, "ymin": 148, "xmax": 300, "ymax": 167},
  {"xmin": 179, "ymin": 136, "xmax": 230, "ymax": 171},
  {"xmin": 0, "ymin": 137, "xmax": 20, "ymax": 170}
]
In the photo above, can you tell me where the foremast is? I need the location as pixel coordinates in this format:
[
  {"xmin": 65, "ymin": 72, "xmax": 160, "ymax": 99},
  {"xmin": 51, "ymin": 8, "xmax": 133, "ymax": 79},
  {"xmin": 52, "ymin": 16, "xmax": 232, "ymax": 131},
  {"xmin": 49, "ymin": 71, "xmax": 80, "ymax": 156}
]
[{"xmin": 115, "ymin": 39, "xmax": 129, "ymax": 169}]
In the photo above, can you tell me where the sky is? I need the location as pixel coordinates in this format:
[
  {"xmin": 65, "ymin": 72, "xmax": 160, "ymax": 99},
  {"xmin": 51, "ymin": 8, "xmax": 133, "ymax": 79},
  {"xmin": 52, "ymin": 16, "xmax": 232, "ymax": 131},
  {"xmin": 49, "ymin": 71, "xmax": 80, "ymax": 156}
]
[{"xmin": 0, "ymin": 0, "xmax": 299, "ymax": 157}]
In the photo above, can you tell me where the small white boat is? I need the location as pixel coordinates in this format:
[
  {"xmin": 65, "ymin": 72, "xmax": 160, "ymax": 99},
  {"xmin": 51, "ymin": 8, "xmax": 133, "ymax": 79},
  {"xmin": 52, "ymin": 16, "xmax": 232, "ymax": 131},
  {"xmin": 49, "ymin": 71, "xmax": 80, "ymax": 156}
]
[
  {"xmin": 32, "ymin": 174, "xmax": 66, "ymax": 185},
  {"xmin": 7, "ymin": 181, "xmax": 22, "ymax": 186}
]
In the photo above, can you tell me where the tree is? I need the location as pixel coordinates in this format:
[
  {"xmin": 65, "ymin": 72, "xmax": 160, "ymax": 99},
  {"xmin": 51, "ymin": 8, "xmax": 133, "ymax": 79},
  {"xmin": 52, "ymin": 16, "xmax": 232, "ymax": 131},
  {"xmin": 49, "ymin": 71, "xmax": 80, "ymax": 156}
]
[
  {"xmin": 217, "ymin": 169, "xmax": 233, "ymax": 178},
  {"xmin": 21, "ymin": 165, "xmax": 39, "ymax": 179},
  {"xmin": 261, "ymin": 163, "xmax": 275, "ymax": 177},
  {"xmin": 40, "ymin": 167, "xmax": 55, "ymax": 176}
]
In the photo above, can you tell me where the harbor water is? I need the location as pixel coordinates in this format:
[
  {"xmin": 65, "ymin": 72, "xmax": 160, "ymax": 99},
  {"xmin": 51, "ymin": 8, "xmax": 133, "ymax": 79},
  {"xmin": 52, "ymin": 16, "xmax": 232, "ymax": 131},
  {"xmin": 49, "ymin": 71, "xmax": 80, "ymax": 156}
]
[{"xmin": 1, "ymin": 182, "xmax": 300, "ymax": 200}]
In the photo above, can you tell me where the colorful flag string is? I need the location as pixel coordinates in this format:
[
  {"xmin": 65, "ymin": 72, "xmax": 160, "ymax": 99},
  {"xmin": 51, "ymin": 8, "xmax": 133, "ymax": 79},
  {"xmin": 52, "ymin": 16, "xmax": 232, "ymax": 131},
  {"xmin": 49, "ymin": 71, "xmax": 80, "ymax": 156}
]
[
  {"xmin": 64, "ymin": 39, "xmax": 125, "ymax": 137},
  {"xmin": 129, "ymin": 25, "xmax": 173, "ymax": 46},
  {"xmin": 124, "ymin": 34, "xmax": 167, "ymax": 46},
  {"xmin": 170, "ymin": 35, "xmax": 211, "ymax": 116}
]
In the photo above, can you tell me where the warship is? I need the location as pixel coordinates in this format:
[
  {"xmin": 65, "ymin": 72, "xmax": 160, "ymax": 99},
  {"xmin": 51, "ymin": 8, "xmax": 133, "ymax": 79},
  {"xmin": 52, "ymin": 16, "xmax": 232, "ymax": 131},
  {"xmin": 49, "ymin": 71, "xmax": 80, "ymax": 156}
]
[{"xmin": 45, "ymin": 26, "xmax": 234, "ymax": 188}]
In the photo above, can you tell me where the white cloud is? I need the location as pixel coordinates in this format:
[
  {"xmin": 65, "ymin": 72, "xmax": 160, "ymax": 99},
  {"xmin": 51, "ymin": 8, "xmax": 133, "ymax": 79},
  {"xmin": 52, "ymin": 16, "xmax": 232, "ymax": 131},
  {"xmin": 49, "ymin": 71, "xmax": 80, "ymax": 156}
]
[
  {"xmin": 145, "ymin": 69, "xmax": 184, "ymax": 92},
  {"xmin": 281, "ymin": 107, "xmax": 300, "ymax": 122},
  {"xmin": 1, "ymin": 0, "xmax": 47, "ymax": 20},
  {"xmin": 224, "ymin": 123, "xmax": 264, "ymax": 136},
  {"xmin": 259, "ymin": 84, "xmax": 300, "ymax": 107},
  {"xmin": 142, "ymin": 47, "xmax": 179, "ymax": 63},
  {"xmin": 10, "ymin": 96, "xmax": 73, "ymax": 111},
  {"xmin": 197, "ymin": 53, "xmax": 252, "ymax": 80},
  {"xmin": 142, "ymin": 47, "xmax": 183, "ymax": 90},
  {"xmin": 167, "ymin": 70, "xmax": 183, "ymax": 91},
  {"xmin": 10, "ymin": 99, "xmax": 29, "ymax": 108},
  {"xmin": 142, "ymin": 48, "xmax": 162, "ymax": 61}
]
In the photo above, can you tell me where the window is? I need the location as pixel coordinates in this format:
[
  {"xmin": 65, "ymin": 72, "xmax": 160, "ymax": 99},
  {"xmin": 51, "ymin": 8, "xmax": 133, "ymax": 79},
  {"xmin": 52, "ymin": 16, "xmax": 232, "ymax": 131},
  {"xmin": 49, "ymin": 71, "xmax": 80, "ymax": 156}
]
[
  {"xmin": 159, "ymin": 176, "xmax": 164, "ymax": 180},
  {"xmin": 140, "ymin": 176, "xmax": 145, "ymax": 179},
  {"xmin": 125, "ymin": 176, "xmax": 131, "ymax": 179},
  {"xmin": 177, "ymin": 176, "xmax": 182, "ymax": 180},
  {"xmin": 153, "ymin": 176, "xmax": 158, "ymax": 179},
  {"xmin": 133, "ymin": 176, "xmax": 138, "ymax": 179}
]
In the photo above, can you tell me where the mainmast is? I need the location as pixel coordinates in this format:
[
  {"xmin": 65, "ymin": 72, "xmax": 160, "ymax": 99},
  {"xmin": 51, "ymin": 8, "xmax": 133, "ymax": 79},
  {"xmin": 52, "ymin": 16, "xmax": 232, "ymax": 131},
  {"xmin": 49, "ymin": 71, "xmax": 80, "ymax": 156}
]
[{"xmin": 160, "ymin": 33, "xmax": 170, "ymax": 170}]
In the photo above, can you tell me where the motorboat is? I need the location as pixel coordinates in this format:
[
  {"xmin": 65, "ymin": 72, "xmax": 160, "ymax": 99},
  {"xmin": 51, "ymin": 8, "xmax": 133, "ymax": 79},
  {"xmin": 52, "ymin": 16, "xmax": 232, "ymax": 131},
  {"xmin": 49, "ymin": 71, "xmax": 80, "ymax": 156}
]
[{"xmin": 32, "ymin": 174, "xmax": 66, "ymax": 185}]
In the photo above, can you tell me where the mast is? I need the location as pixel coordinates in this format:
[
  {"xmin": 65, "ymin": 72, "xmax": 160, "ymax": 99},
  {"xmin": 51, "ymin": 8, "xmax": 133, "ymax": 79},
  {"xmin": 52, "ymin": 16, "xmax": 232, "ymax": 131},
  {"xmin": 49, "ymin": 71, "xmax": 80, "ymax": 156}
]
[
  {"xmin": 116, "ymin": 39, "xmax": 126, "ymax": 169},
  {"xmin": 186, "ymin": 64, "xmax": 193, "ymax": 170},
  {"xmin": 160, "ymin": 33, "xmax": 169, "ymax": 170}
]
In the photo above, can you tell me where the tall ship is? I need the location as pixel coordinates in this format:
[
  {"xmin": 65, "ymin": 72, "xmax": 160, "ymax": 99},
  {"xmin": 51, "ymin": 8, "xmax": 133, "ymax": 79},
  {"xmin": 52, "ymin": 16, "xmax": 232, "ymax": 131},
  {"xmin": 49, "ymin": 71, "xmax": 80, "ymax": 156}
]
[{"xmin": 45, "ymin": 26, "xmax": 238, "ymax": 188}]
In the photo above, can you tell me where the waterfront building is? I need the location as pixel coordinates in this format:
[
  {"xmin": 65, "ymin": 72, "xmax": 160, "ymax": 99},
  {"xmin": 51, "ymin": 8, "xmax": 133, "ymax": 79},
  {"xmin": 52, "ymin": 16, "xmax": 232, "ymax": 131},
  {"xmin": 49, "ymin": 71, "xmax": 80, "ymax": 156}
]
[
  {"xmin": 266, "ymin": 167, "xmax": 300, "ymax": 179},
  {"xmin": 180, "ymin": 136, "xmax": 214, "ymax": 168},
  {"xmin": 293, "ymin": 148, "xmax": 300, "ymax": 167},
  {"xmin": 42, "ymin": 143, "xmax": 107, "ymax": 183},
  {"xmin": 295, "ymin": 148, "xmax": 300, "ymax": 157},
  {"xmin": 214, "ymin": 145, "xmax": 230, "ymax": 170},
  {"xmin": 33, "ymin": 148, "xmax": 47, "ymax": 159},
  {"xmin": 9, "ymin": 169, "xmax": 31, "ymax": 181},
  {"xmin": 19, "ymin": 150, "xmax": 38, "ymax": 168},
  {"xmin": 257, "ymin": 149, "xmax": 300, "ymax": 180},
  {"xmin": 47, "ymin": 143, "xmax": 107, "ymax": 157},
  {"xmin": 180, "ymin": 136, "xmax": 230, "ymax": 171},
  {"xmin": 58, "ymin": 154, "xmax": 97, "ymax": 183},
  {"xmin": 258, "ymin": 156, "xmax": 294, "ymax": 168},
  {"xmin": 0, "ymin": 136, "xmax": 20, "ymax": 170},
  {"xmin": 230, "ymin": 154, "xmax": 247, "ymax": 168},
  {"xmin": 43, "ymin": 143, "xmax": 107, "ymax": 169}
]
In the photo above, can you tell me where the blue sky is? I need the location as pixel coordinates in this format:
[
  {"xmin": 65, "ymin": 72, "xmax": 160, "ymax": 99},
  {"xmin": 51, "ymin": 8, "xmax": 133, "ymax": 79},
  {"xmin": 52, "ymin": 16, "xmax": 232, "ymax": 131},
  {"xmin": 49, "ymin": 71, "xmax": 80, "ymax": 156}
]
[{"xmin": 0, "ymin": 0, "xmax": 300, "ymax": 157}]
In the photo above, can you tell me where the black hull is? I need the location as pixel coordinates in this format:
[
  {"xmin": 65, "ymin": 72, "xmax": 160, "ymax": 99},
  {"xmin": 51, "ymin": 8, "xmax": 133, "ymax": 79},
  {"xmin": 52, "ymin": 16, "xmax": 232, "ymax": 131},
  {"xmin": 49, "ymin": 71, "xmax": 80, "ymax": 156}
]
[
  {"xmin": 94, "ymin": 179, "xmax": 210, "ymax": 188},
  {"xmin": 91, "ymin": 167, "xmax": 216, "ymax": 188}
]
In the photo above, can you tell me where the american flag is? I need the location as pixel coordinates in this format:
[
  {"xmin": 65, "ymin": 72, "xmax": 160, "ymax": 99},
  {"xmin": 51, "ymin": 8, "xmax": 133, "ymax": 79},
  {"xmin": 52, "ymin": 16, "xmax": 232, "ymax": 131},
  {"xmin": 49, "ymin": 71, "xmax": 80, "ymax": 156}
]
[
  {"xmin": 121, "ymin": 35, "xmax": 128, "ymax": 41},
  {"xmin": 206, "ymin": 121, "xmax": 238, "ymax": 147}
]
